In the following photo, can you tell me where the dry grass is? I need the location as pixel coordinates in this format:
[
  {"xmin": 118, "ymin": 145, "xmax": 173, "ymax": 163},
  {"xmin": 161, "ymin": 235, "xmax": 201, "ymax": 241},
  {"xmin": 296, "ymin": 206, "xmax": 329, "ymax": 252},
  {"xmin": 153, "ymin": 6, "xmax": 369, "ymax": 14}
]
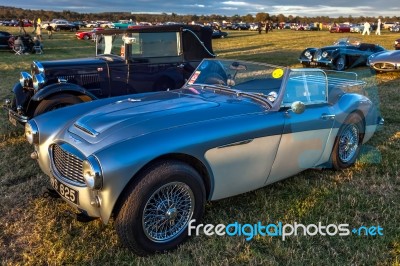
[{"xmin": 0, "ymin": 26, "xmax": 399, "ymax": 265}]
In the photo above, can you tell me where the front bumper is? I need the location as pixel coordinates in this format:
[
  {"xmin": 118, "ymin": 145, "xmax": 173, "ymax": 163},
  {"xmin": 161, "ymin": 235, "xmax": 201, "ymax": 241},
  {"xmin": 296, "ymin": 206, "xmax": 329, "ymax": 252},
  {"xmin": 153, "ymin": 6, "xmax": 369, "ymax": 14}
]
[{"xmin": 3, "ymin": 99, "xmax": 29, "ymax": 126}]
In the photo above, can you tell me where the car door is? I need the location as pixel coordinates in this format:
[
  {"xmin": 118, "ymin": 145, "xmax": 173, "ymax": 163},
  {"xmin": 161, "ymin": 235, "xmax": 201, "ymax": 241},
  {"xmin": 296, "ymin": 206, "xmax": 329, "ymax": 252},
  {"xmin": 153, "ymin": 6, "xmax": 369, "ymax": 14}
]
[
  {"xmin": 267, "ymin": 69, "xmax": 335, "ymax": 185},
  {"xmin": 206, "ymin": 111, "xmax": 285, "ymax": 200}
]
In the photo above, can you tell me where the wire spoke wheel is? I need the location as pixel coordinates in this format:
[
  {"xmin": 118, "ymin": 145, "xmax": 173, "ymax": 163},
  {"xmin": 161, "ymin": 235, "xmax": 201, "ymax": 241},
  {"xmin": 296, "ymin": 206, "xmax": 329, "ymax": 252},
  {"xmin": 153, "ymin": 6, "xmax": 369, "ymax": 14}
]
[
  {"xmin": 142, "ymin": 182, "xmax": 195, "ymax": 243},
  {"xmin": 338, "ymin": 124, "xmax": 359, "ymax": 163},
  {"xmin": 335, "ymin": 56, "xmax": 346, "ymax": 71}
]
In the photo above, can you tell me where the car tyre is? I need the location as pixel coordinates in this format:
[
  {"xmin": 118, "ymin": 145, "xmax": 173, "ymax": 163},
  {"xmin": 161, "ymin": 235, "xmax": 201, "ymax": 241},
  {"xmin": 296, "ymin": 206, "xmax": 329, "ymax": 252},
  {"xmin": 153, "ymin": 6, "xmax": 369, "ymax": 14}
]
[
  {"xmin": 83, "ymin": 35, "xmax": 89, "ymax": 40},
  {"xmin": 115, "ymin": 160, "xmax": 206, "ymax": 256},
  {"xmin": 331, "ymin": 113, "xmax": 364, "ymax": 170},
  {"xmin": 33, "ymin": 93, "xmax": 84, "ymax": 117},
  {"xmin": 334, "ymin": 55, "xmax": 346, "ymax": 71}
]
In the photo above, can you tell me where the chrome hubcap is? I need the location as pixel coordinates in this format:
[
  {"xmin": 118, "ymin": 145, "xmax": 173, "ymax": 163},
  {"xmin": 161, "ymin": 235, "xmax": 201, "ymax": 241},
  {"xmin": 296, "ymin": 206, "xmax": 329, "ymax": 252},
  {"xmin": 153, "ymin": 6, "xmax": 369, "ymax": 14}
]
[
  {"xmin": 143, "ymin": 182, "xmax": 194, "ymax": 243},
  {"xmin": 339, "ymin": 124, "xmax": 359, "ymax": 163}
]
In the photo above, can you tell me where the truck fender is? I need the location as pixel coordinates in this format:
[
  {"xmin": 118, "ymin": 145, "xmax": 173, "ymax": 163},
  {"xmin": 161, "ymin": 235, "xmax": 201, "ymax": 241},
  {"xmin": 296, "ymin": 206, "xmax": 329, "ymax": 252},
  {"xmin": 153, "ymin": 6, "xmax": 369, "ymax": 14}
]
[{"xmin": 31, "ymin": 83, "xmax": 98, "ymax": 102}]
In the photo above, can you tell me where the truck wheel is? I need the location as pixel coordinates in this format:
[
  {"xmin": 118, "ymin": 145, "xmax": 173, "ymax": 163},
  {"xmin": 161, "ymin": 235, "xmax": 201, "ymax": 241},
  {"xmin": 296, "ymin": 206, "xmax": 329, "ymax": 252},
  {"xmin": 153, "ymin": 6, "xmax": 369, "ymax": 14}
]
[
  {"xmin": 115, "ymin": 160, "xmax": 206, "ymax": 256},
  {"xmin": 33, "ymin": 93, "xmax": 84, "ymax": 117},
  {"xmin": 330, "ymin": 113, "xmax": 364, "ymax": 170}
]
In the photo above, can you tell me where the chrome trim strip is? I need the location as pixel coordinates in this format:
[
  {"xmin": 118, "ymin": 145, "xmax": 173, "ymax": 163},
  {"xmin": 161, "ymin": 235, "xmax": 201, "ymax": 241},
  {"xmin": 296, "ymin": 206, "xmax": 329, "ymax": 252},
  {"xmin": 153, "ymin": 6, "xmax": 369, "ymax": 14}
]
[
  {"xmin": 218, "ymin": 139, "xmax": 253, "ymax": 148},
  {"xmin": 74, "ymin": 121, "xmax": 99, "ymax": 137}
]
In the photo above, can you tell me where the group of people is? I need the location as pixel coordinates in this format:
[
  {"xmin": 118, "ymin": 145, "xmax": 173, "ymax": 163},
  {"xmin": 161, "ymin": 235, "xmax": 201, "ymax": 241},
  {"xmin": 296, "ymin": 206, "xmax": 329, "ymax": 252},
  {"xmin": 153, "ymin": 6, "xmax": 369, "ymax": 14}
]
[
  {"xmin": 257, "ymin": 21, "xmax": 274, "ymax": 34},
  {"xmin": 12, "ymin": 34, "xmax": 43, "ymax": 54},
  {"xmin": 16, "ymin": 17, "xmax": 55, "ymax": 54},
  {"xmin": 18, "ymin": 18, "xmax": 54, "ymax": 41},
  {"xmin": 362, "ymin": 18, "xmax": 382, "ymax": 36}
]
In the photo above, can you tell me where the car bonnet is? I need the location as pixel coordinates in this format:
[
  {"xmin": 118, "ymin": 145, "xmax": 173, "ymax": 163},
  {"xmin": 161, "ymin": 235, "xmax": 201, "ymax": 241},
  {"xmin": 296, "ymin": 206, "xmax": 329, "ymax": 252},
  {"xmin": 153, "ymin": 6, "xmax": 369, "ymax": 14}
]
[{"xmin": 67, "ymin": 89, "xmax": 264, "ymax": 145}]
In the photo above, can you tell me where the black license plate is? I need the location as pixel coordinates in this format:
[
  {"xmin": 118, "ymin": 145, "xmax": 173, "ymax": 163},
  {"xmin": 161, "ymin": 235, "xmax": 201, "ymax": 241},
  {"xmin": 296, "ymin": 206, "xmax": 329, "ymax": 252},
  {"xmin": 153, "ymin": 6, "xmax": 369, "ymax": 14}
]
[{"xmin": 50, "ymin": 176, "xmax": 79, "ymax": 204}]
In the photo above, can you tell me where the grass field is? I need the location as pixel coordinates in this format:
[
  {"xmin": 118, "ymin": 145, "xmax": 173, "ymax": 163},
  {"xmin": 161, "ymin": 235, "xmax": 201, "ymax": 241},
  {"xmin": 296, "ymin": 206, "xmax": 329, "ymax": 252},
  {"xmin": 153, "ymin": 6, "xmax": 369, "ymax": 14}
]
[{"xmin": 0, "ymin": 26, "xmax": 399, "ymax": 265}]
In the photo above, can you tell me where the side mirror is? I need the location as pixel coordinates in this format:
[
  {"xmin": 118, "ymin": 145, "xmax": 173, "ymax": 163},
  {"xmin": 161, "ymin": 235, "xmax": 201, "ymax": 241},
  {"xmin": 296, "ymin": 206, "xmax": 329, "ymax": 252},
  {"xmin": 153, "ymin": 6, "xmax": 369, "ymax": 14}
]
[{"xmin": 290, "ymin": 101, "xmax": 306, "ymax": 114}]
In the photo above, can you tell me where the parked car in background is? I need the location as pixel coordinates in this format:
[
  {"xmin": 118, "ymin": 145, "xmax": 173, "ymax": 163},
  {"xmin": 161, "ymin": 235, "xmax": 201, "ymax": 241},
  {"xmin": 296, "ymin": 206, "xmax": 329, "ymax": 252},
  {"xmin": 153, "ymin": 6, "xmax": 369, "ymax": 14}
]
[
  {"xmin": 25, "ymin": 58, "xmax": 382, "ymax": 255},
  {"xmin": 86, "ymin": 21, "xmax": 100, "ymax": 28},
  {"xmin": 330, "ymin": 24, "xmax": 351, "ymax": 33},
  {"xmin": 51, "ymin": 20, "xmax": 80, "ymax": 31},
  {"xmin": 389, "ymin": 24, "xmax": 400, "ymax": 32},
  {"xmin": 111, "ymin": 20, "xmax": 136, "ymax": 29},
  {"xmin": 4, "ymin": 25, "xmax": 215, "ymax": 125},
  {"xmin": 73, "ymin": 21, "xmax": 86, "ymax": 28},
  {"xmin": 383, "ymin": 22, "xmax": 396, "ymax": 30},
  {"xmin": 0, "ymin": 31, "xmax": 13, "ymax": 49},
  {"xmin": 99, "ymin": 21, "xmax": 113, "ymax": 28},
  {"xmin": 368, "ymin": 49, "xmax": 400, "ymax": 72},
  {"xmin": 212, "ymin": 28, "xmax": 228, "ymax": 38},
  {"xmin": 350, "ymin": 24, "xmax": 364, "ymax": 33},
  {"xmin": 75, "ymin": 27, "xmax": 104, "ymax": 40},
  {"xmin": 231, "ymin": 23, "xmax": 250, "ymax": 30},
  {"xmin": 299, "ymin": 37, "xmax": 386, "ymax": 71}
]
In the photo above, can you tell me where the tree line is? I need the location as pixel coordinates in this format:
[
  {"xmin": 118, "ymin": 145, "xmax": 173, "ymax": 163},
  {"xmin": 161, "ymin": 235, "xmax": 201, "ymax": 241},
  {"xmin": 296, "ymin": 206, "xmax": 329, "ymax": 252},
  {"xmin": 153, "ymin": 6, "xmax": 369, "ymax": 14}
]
[{"xmin": 0, "ymin": 5, "xmax": 398, "ymax": 24}]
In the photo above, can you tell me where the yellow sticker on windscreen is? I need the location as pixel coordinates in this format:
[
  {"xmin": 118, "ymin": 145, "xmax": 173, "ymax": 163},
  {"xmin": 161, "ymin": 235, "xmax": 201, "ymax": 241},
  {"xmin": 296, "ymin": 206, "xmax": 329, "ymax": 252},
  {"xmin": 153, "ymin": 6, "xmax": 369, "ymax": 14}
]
[{"xmin": 272, "ymin": 68, "xmax": 284, "ymax": 78}]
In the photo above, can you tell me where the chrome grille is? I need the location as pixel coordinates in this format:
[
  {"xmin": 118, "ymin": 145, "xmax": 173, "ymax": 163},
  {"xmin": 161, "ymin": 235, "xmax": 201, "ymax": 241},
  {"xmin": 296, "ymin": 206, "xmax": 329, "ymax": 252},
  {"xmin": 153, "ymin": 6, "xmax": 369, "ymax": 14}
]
[
  {"xmin": 52, "ymin": 144, "xmax": 85, "ymax": 185},
  {"xmin": 374, "ymin": 63, "xmax": 396, "ymax": 70}
]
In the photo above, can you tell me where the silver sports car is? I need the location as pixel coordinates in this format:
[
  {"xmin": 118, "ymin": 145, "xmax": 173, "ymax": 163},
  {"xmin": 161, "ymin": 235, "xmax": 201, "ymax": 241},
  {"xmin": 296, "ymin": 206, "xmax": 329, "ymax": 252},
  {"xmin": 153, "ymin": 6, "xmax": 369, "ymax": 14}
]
[
  {"xmin": 25, "ymin": 59, "xmax": 383, "ymax": 255},
  {"xmin": 367, "ymin": 49, "xmax": 400, "ymax": 72}
]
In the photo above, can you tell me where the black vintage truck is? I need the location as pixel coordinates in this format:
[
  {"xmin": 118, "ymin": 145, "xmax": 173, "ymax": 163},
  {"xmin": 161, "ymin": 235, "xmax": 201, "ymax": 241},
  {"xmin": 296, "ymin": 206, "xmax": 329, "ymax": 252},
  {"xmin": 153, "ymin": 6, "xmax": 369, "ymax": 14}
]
[{"xmin": 4, "ymin": 24, "xmax": 215, "ymax": 125}]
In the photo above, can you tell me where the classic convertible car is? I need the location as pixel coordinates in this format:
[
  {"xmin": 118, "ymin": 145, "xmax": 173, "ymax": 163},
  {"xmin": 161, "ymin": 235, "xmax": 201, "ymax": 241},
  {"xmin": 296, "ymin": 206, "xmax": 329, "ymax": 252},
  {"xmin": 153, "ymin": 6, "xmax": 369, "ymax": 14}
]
[
  {"xmin": 367, "ymin": 49, "xmax": 400, "ymax": 72},
  {"xmin": 299, "ymin": 37, "xmax": 386, "ymax": 71},
  {"xmin": 4, "ymin": 24, "xmax": 215, "ymax": 126},
  {"xmin": 25, "ymin": 59, "xmax": 382, "ymax": 255}
]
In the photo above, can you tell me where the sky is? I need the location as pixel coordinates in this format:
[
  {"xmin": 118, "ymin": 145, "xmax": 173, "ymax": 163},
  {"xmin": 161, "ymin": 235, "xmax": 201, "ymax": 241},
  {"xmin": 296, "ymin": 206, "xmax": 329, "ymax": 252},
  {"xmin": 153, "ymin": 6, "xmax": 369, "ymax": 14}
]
[{"xmin": 4, "ymin": 1, "xmax": 400, "ymax": 18}]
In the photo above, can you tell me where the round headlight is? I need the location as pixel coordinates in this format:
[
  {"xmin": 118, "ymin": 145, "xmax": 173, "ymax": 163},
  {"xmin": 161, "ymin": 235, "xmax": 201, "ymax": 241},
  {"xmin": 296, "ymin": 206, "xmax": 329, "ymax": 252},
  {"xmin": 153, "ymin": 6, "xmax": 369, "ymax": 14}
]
[
  {"xmin": 82, "ymin": 156, "xmax": 103, "ymax": 190},
  {"xmin": 322, "ymin": 51, "xmax": 328, "ymax": 58},
  {"xmin": 19, "ymin": 72, "xmax": 33, "ymax": 88},
  {"xmin": 33, "ymin": 73, "xmax": 46, "ymax": 91},
  {"xmin": 304, "ymin": 51, "xmax": 312, "ymax": 59},
  {"xmin": 25, "ymin": 120, "xmax": 39, "ymax": 145},
  {"xmin": 395, "ymin": 41, "xmax": 398, "ymax": 45}
]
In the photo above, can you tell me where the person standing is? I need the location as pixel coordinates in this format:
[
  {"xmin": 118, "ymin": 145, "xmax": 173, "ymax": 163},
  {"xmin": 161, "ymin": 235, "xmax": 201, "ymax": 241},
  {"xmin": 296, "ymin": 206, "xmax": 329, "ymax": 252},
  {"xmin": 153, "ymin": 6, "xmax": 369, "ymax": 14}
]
[
  {"xmin": 18, "ymin": 19, "xmax": 26, "ymax": 35},
  {"xmin": 258, "ymin": 21, "xmax": 262, "ymax": 34},
  {"xmin": 375, "ymin": 19, "xmax": 381, "ymax": 35},
  {"xmin": 46, "ymin": 23, "xmax": 53, "ymax": 39},
  {"xmin": 36, "ymin": 24, "xmax": 42, "ymax": 41},
  {"xmin": 32, "ymin": 18, "xmax": 37, "ymax": 34},
  {"xmin": 362, "ymin": 21, "xmax": 371, "ymax": 35}
]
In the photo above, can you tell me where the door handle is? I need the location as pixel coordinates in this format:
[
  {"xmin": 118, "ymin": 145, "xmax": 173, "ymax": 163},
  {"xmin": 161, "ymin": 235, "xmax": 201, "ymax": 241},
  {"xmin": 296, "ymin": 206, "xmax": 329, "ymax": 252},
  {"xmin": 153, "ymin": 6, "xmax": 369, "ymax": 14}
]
[{"xmin": 321, "ymin": 114, "xmax": 335, "ymax": 120}]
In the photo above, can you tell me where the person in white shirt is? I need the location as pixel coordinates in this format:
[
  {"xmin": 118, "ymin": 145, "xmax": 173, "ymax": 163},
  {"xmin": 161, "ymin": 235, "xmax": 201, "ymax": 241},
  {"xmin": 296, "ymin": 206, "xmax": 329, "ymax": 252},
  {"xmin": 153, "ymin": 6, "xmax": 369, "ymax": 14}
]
[
  {"xmin": 375, "ymin": 19, "xmax": 381, "ymax": 35},
  {"xmin": 362, "ymin": 21, "xmax": 371, "ymax": 35}
]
